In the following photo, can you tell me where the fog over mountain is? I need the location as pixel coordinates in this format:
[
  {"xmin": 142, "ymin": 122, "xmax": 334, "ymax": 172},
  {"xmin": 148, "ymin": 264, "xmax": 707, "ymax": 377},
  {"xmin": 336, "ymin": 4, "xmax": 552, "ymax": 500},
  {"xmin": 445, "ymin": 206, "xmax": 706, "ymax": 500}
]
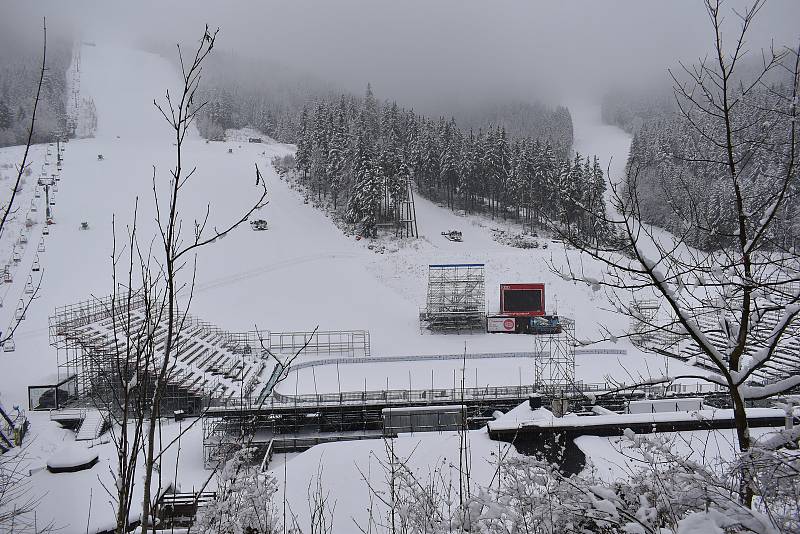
[{"xmin": 3, "ymin": 0, "xmax": 798, "ymax": 112}]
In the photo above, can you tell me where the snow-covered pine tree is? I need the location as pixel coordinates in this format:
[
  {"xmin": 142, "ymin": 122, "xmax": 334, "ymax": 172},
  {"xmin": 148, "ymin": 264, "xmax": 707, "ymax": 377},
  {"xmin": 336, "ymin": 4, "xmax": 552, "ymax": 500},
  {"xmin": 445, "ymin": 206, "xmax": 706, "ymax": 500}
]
[
  {"xmin": 363, "ymin": 82, "xmax": 380, "ymax": 148},
  {"xmin": 346, "ymin": 134, "xmax": 381, "ymax": 237},
  {"xmin": 326, "ymin": 99, "xmax": 350, "ymax": 209},
  {"xmin": 294, "ymin": 105, "xmax": 311, "ymax": 178}
]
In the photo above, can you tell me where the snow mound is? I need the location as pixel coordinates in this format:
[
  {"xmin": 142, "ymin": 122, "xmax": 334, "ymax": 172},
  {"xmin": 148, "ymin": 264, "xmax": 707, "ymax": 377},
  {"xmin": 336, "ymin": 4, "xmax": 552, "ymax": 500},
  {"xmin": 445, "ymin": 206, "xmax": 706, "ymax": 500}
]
[{"xmin": 46, "ymin": 442, "xmax": 99, "ymax": 473}]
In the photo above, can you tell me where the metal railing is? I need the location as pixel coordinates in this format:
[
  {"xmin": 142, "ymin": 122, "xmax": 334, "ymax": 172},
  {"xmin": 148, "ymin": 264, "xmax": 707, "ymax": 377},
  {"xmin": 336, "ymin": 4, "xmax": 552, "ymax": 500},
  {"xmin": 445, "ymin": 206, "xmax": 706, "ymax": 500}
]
[
  {"xmin": 263, "ymin": 330, "xmax": 370, "ymax": 356},
  {"xmin": 269, "ymin": 384, "xmax": 538, "ymax": 407}
]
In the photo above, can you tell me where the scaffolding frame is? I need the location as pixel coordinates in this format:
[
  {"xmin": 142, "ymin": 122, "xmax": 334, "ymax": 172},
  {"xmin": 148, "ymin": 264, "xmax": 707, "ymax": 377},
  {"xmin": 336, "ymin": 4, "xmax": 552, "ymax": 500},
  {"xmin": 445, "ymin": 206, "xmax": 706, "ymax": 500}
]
[
  {"xmin": 396, "ymin": 178, "xmax": 418, "ymax": 238},
  {"xmin": 421, "ymin": 264, "xmax": 486, "ymax": 332},
  {"xmin": 201, "ymin": 382, "xmax": 537, "ymax": 468},
  {"xmin": 49, "ymin": 293, "xmax": 374, "ymax": 414},
  {"xmin": 533, "ymin": 318, "xmax": 577, "ymax": 396},
  {"xmin": 50, "ymin": 293, "xmax": 259, "ymax": 413}
]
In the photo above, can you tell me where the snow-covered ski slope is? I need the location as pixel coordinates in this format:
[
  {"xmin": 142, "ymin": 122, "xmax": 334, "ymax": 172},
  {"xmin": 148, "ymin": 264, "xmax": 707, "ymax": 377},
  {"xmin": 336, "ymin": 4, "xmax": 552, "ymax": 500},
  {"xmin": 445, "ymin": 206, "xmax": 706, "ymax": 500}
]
[
  {"xmin": 0, "ymin": 42, "xmax": 707, "ymax": 410},
  {"xmin": 0, "ymin": 41, "xmax": 719, "ymax": 533}
]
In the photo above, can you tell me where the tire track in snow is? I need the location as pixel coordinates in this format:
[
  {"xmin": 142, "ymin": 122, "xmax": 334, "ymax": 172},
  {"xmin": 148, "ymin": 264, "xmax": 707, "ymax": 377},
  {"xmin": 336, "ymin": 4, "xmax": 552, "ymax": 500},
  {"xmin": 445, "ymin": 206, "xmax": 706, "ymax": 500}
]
[{"xmin": 193, "ymin": 252, "xmax": 358, "ymax": 294}]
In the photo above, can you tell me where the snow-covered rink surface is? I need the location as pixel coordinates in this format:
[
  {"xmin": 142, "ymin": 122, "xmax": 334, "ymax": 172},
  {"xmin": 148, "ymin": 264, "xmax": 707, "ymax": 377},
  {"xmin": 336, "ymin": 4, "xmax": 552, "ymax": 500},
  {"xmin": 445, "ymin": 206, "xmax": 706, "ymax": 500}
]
[
  {"xmin": 275, "ymin": 356, "xmax": 537, "ymax": 394},
  {"xmin": 274, "ymin": 349, "xmax": 704, "ymax": 396},
  {"xmin": 0, "ymin": 41, "xmax": 716, "ymax": 532}
]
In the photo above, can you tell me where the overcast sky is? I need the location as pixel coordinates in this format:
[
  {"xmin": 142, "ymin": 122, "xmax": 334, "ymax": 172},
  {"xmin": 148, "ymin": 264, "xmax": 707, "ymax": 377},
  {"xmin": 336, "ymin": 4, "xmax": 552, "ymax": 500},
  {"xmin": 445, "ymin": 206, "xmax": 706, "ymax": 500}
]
[{"xmin": 3, "ymin": 0, "xmax": 799, "ymax": 110}]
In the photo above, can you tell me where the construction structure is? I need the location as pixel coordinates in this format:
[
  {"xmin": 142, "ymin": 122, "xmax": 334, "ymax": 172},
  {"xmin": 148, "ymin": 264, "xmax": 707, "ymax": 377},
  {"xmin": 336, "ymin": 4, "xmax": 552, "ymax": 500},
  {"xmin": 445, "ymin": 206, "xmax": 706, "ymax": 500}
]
[
  {"xmin": 680, "ymin": 305, "xmax": 800, "ymax": 384},
  {"xmin": 46, "ymin": 291, "xmax": 370, "ymax": 414},
  {"xmin": 396, "ymin": 178, "xmax": 418, "ymax": 238},
  {"xmin": 201, "ymin": 381, "xmax": 536, "ymax": 467},
  {"xmin": 629, "ymin": 299, "xmax": 665, "ymax": 349},
  {"xmin": 420, "ymin": 263, "xmax": 486, "ymax": 332},
  {"xmin": 630, "ymin": 289, "xmax": 800, "ymax": 385},
  {"xmin": 533, "ymin": 317, "xmax": 577, "ymax": 397}
]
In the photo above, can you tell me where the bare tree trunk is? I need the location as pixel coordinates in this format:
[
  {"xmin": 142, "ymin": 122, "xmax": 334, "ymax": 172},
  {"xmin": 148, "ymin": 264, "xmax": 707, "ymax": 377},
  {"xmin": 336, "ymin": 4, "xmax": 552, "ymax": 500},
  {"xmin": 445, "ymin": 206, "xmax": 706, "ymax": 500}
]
[{"xmin": 136, "ymin": 27, "xmax": 269, "ymax": 531}]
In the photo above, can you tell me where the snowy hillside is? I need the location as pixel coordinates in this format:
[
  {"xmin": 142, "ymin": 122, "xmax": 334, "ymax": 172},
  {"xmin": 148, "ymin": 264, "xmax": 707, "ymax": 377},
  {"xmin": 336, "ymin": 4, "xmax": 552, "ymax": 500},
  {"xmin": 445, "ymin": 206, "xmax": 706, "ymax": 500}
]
[
  {"xmin": 0, "ymin": 41, "xmax": 713, "ymax": 532},
  {"xmin": 0, "ymin": 42, "xmax": 708, "ymax": 409}
]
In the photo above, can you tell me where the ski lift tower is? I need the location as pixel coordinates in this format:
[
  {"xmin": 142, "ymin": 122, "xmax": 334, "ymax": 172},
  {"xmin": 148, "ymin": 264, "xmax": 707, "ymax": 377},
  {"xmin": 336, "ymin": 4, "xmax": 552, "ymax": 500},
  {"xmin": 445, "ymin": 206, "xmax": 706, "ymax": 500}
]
[
  {"xmin": 396, "ymin": 177, "xmax": 418, "ymax": 238},
  {"xmin": 533, "ymin": 317, "xmax": 577, "ymax": 401}
]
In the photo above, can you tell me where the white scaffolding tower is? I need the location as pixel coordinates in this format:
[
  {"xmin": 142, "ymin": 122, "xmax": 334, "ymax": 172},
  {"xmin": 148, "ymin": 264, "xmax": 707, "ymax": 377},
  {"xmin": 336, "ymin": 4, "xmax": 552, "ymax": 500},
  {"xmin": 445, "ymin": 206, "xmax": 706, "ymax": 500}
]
[
  {"xmin": 533, "ymin": 318, "xmax": 577, "ymax": 396},
  {"xmin": 420, "ymin": 264, "xmax": 485, "ymax": 332}
]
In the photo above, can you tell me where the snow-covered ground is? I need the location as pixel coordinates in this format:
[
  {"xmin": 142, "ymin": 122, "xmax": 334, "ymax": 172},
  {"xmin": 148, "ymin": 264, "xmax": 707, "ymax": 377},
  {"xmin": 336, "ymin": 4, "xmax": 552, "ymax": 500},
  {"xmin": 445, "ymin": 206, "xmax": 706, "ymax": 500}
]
[
  {"xmin": 576, "ymin": 426, "xmax": 781, "ymax": 484},
  {"xmin": 271, "ymin": 428, "xmax": 517, "ymax": 534},
  {"xmin": 0, "ymin": 41, "xmax": 721, "ymax": 532},
  {"xmin": 0, "ymin": 44, "xmax": 705, "ymax": 408}
]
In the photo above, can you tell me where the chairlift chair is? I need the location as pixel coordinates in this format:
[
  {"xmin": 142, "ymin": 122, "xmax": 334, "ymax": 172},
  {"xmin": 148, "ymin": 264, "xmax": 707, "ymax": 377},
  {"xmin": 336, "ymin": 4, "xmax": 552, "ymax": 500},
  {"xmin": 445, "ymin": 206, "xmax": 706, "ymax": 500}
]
[
  {"xmin": 35, "ymin": 188, "xmax": 41, "ymax": 198},
  {"xmin": 32, "ymin": 257, "xmax": 40, "ymax": 272},
  {"xmin": 30, "ymin": 201, "xmax": 37, "ymax": 213},
  {"xmin": 24, "ymin": 277, "xmax": 34, "ymax": 295},
  {"xmin": 15, "ymin": 300, "xmax": 25, "ymax": 321},
  {"xmin": 12, "ymin": 251, "xmax": 21, "ymax": 263},
  {"xmin": 53, "ymin": 183, "xmax": 58, "ymax": 192},
  {"xmin": 37, "ymin": 239, "xmax": 45, "ymax": 252},
  {"xmin": 2, "ymin": 339, "xmax": 15, "ymax": 353},
  {"xmin": 49, "ymin": 196, "xmax": 56, "ymax": 206},
  {"xmin": 2, "ymin": 268, "xmax": 11, "ymax": 284},
  {"xmin": 18, "ymin": 232, "xmax": 28, "ymax": 245}
]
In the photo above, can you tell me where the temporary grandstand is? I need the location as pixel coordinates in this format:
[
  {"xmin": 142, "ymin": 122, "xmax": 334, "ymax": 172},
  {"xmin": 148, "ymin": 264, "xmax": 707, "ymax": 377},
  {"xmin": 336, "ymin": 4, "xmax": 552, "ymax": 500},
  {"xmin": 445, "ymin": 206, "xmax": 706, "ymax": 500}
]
[
  {"xmin": 48, "ymin": 292, "xmax": 370, "ymax": 413},
  {"xmin": 420, "ymin": 263, "xmax": 486, "ymax": 331},
  {"xmin": 680, "ymin": 305, "xmax": 800, "ymax": 384},
  {"xmin": 629, "ymin": 285, "xmax": 800, "ymax": 385}
]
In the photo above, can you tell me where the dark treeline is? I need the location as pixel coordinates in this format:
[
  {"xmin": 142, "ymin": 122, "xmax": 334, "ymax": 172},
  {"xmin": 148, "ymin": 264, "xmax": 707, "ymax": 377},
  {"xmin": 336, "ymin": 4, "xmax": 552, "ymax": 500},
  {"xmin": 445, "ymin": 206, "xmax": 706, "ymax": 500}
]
[
  {"xmin": 449, "ymin": 100, "xmax": 574, "ymax": 159},
  {"xmin": 607, "ymin": 77, "xmax": 800, "ymax": 251},
  {"xmin": 601, "ymin": 88, "xmax": 674, "ymax": 135},
  {"xmin": 189, "ymin": 53, "xmax": 607, "ymax": 242},
  {"xmin": 191, "ymin": 52, "xmax": 575, "ymax": 152},
  {"xmin": 0, "ymin": 27, "xmax": 72, "ymax": 147},
  {"xmin": 176, "ymin": 50, "xmax": 341, "ymax": 143},
  {"xmin": 285, "ymin": 85, "xmax": 609, "ymax": 242}
]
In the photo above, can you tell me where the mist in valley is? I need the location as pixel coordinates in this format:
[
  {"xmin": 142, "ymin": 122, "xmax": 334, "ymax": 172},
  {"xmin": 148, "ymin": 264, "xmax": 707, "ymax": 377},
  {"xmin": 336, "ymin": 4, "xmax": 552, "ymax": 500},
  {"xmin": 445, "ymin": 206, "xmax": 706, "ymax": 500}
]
[{"xmin": 3, "ymin": 0, "xmax": 799, "ymax": 113}]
